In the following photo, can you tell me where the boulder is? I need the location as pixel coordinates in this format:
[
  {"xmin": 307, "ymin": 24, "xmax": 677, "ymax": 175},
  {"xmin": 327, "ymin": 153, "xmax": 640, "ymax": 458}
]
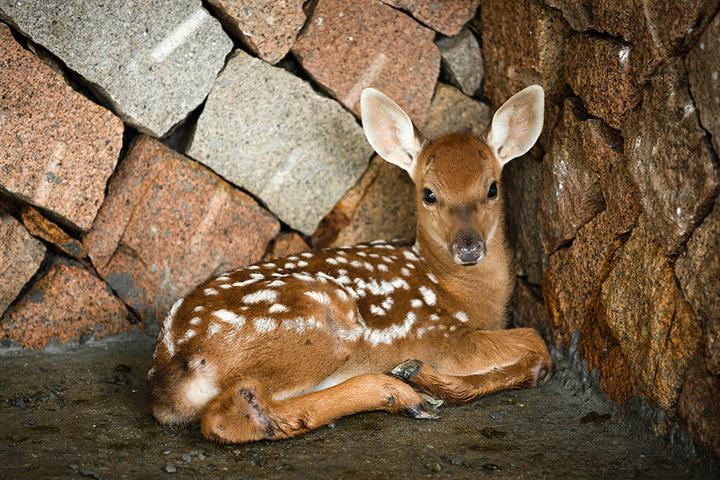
[
  {"xmin": 187, "ymin": 50, "xmax": 371, "ymax": 234},
  {"xmin": 0, "ymin": 213, "xmax": 46, "ymax": 317},
  {"xmin": 436, "ymin": 28, "xmax": 483, "ymax": 96},
  {"xmin": 380, "ymin": 0, "xmax": 481, "ymax": 36},
  {"xmin": 623, "ymin": 59, "xmax": 719, "ymax": 254},
  {"xmin": 292, "ymin": 0, "xmax": 440, "ymax": 126},
  {"xmin": 207, "ymin": 0, "xmax": 306, "ymax": 64},
  {"xmin": 0, "ymin": 24, "xmax": 123, "ymax": 231},
  {"xmin": 84, "ymin": 136, "xmax": 279, "ymax": 323},
  {"xmin": 0, "ymin": 262, "xmax": 130, "ymax": 349}
]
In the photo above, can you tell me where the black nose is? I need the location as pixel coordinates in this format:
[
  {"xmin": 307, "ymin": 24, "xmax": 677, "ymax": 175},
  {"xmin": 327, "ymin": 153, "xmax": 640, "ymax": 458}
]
[{"xmin": 451, "ymin": 231, "xmax": 486, "ymax": 265}]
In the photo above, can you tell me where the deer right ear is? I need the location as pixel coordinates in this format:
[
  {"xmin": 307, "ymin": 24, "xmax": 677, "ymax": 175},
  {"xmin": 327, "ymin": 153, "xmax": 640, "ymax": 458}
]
[
  {"xmin": 486, "ymin": 85, "xmax": 544, "ymax": 166},
  {"xmin": 361, "ymin": 88, "xmax": 425, "ymax": 176}
]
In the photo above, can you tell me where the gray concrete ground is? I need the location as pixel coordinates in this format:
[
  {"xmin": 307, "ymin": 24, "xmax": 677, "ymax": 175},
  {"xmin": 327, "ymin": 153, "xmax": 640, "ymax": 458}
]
[{"xmin": 1, "ymin": 334, "xmax": 717, "ymax": 479}]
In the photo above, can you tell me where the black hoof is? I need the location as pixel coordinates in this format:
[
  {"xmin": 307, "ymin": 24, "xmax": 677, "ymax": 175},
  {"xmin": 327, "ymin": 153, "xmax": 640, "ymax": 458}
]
[{"xmin": 391, "ymin": 359, "xmax": 423, "ymax": 380}]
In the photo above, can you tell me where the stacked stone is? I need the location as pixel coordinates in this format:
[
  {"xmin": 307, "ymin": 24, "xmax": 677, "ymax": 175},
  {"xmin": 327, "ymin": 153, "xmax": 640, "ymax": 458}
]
[
  {"xmin": 0, "ymin": 1, "xmax": 486, "ymax": 351},
  {"xmin": 482, "ymin": 0, "xmax": 720, "ymax": 457}
]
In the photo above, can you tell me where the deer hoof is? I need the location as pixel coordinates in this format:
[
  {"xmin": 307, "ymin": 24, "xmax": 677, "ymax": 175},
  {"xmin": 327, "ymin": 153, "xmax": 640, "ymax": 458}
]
[
  {"xmin": 391, "ymin": 359, "xmax": 423, "ymax": 380},
  {"xmin": 405, "ymin": 395, "xmax": 442, "ymax": 420},
  {"xmin": 531, "ymin": 361, "xmax": 552, "ymax": 386}
]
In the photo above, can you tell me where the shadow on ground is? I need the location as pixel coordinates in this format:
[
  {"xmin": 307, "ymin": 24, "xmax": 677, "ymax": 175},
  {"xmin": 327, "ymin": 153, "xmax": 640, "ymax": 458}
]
[{"xmin": 1, "ymin": 334, "xmax": 717, "ymax": 479}]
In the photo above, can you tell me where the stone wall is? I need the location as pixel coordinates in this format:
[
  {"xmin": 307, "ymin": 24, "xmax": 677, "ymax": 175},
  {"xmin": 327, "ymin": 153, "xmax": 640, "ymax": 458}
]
[
  {"xmin": 0, "ymin": 0, "xmax": 718, "ymax": 459},
  {"xmin": 489, "ymin": 0, "xmax": 720, "ymax": 458}
]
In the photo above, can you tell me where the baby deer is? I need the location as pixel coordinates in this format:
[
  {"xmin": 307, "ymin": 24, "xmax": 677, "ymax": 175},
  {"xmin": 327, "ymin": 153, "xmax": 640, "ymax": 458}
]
[{"xmin": 149, "ymin": 85, "xmax": 551, "ymax": 443}]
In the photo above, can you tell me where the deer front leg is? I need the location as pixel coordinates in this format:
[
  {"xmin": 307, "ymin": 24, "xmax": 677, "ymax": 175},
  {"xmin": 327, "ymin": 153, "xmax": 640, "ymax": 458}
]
[
  {"xmin": 392, "ymin": 328, "xmax": 552, "ymax": 405},
  {"xmin": 201, "ymin": 373, "xmax": 442, "ymax": 444}
]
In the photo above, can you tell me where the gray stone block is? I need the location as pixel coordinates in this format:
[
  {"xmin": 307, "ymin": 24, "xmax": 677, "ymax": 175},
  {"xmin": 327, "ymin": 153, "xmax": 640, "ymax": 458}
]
[
  {"xmin": 0, "ymin": 0, "xmax": 233, "ymax": 137},
  {"xmin": 436, "ymin": 28, "xmax": 483, "ymax": 97},
  {"xmin": 188, "ymin": 50, "xmax": 372, "ymax": 234}
]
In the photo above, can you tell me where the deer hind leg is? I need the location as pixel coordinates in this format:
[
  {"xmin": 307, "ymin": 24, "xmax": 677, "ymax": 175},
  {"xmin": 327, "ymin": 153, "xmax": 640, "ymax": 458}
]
[
  {"xmin": 200, "ymin": 373, "xmax": 442, "ymax": 444},
  {"xmin": 392, "ymin": 328, "xmax": 552, "ymax": 405}
]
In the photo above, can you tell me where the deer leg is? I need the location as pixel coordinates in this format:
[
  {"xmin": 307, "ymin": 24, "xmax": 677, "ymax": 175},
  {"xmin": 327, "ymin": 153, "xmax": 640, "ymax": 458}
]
[
  {"xmin": 392, "ymin": 328, "xmax": 552, "ymax": 405},
  {"xmin": 200, "ymin": 373, "xmax": 442, "ymax": 444}
]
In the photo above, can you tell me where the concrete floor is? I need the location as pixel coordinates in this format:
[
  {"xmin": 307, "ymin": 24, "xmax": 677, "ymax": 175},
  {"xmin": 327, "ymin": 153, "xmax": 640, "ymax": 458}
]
[{"xmin": 0, "ymin": 334, "xmax": 717, "ymax": 479}]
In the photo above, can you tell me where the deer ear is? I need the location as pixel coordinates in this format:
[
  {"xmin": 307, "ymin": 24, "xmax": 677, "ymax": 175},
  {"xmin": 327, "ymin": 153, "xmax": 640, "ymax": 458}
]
[
  {"xmin": 361, "ymin": 88, "xmax": 426, "ymax": 176},
  {"xmin": 486, "ymin": 85, "xmax": 544, "ymax": 165}
]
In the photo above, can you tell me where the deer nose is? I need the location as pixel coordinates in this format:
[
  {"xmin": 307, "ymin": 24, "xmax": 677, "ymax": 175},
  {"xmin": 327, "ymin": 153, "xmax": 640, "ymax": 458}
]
[{"xmin": 451, "ymin": 231, "xmax": 486, "ymax": 265}]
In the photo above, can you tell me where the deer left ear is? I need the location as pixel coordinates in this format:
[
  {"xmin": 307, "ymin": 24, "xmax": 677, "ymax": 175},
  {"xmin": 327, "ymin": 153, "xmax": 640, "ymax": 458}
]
[
  {"xmin": 486, "ymin": 85, "xmax": 544, "ymax": 166},
  {"xmin": 360, "ymin": 88, "xmax": 426, "ymax": 178}
]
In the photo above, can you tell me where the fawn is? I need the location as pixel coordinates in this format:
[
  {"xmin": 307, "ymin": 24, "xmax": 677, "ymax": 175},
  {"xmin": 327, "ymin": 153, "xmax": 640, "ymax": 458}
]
[{"xmin": 149, "ymin": 85, "xmax": 551, "ymax": 443}]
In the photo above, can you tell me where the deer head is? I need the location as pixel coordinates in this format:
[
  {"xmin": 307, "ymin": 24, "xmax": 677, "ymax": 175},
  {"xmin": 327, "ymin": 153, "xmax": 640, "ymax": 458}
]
[{"xmin": 361, "ymin": 85, "xmax": 544, "ymax": 266}]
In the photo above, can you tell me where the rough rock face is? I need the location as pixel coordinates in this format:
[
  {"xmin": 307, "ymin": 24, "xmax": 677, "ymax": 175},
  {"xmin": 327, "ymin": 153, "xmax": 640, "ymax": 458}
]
[
  {"xmin": 207, "ymin": 0, "xmax": 306, "ymax": 64},
  {"xmin": 381, "ymin": 0, "xmax": 480, "ymax": 36},
  {"xmin": 292, "ymin": 0, "xmax": 440, "ymax": 126},
  {"xmin": 540, "ymin": 100, "xmax": 621, "ymax": 254},
  {"xmin": 679, "ymin": 357, "xmax": 720, "ymax": 457},
  {"xmin": 676, "ymin": 198, "xmax": 720, "ymax": 375},
  {"xmin": 188, "ymin": 50, "xmax": 371, "ymax": 234},
  {"xmin": 600, "ymin": 220, "xmax": 701, "ymax": 410},
  {"xmin": 0, "ymin": 263, "xmax": 130, "ymax": 349},
  {"xmin": 481, "ymin": 0, "xmax": 569, "ymax": 106},
  {"xmin": 623, "ymin": 59, "xmax": 719, "ymax": 254},
  {"xmin": 0, "ymin": 1, "xmax": 232, "ymax": 137},
  {"xmin": 423, "ymin": 84, "xmax": 492, "ymax": 139},
  {"xmin": 564, "ymin": 34, "xmax": 642, "ymax": 129},
  {"xmin": 84, "ymin": 136, "xmax": 279, "ymax": 322},
  {"xmin": 511, "ymin": 279, "xmax": 549, "ymax": 336},
  {"xmin": 21, "ymin": 208, "xmax": 87, "ymax": 260},
  {"xmin": 544, "ymin": 0, "xmax": 717, "ymax": 79},
  {"xmin": 436, "ymin": 28, "xmax": 484, "ymax": 96},
  {"xmin": 687, "ymin": 13, "xmax": 720, "ymax": 155},
  {"xmin": 545, "ymin": 210, "xmax": 626, "ymax": 345},
  {"xmin": 503, "ymin": 154, "xmax": 545, "ymax": 284},
  {"xmin": 0, "ymin": 214, "xmax": 46, "ymax": 317},
  {"xmin": 0, "ymin": 24, "xmax": 123, "ymax": 231}
]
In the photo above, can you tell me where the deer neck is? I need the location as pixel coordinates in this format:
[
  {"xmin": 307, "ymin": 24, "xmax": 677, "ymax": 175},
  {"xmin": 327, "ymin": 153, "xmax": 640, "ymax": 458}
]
[{"xmin": 415, "ymin": 222, "xmax": 512, "ymax": 326}]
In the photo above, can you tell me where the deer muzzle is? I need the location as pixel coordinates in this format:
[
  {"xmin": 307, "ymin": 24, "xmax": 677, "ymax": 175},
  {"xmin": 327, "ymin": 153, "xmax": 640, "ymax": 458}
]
[{"xmin": 451, "ymin": 230, "xmax": 486, "ymax": 265}]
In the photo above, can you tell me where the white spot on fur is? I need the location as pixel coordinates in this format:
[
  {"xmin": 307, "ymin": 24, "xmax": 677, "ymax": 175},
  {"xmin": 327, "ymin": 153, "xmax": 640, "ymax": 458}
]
[
  {"xmin": 335, "ymin": 289, "xmax": 349, "ymax": 301},
  {"xmin": 454, "ymin": 311, "xmax": 469, "ymax": 323},
  {"xmin": 351, "ymin": 260, "xmax": 363, "ymax": 268},
  {"xmin": 208, "ymin": 323, "xmax": 221, "ymax": 337},
  {"xmin": 326, "ymin": 257, "xmax": 338, "ymax": 265},
  {"xmin": 381, "ymin": 297, "xmax": 394, "ymax": 310},
  {"xmin": 357, "ymin": 251, "xmax": 367, "ymax": 257},
  {"xmin": 337, "ymin": 275, "xmax": 352, "ymax": 285},
  {"xmin": 177, "ymin": 329, "xmax": 196, "ymax": 344},
  {"xmin": 378, "ymin": 263, "xmax": 389, "ymax": 272},
  {"xmin": 267, "ymin": 279, "xmax": 286, "ymax": 288},
  {"xmin": 250, "ymin": 272, "xmax": 265, "ymax": 280},
  {"xmin": 212, "ymin": 309, "xmax": 245, "ymax": 327},
  {"xmin": 405, "ymin": 263, "xmax": 415, "ymax": 270},
  {"xmin": 364, "ymin": 262, "xmax": 374, "ymax": 271},
  {"xmin": 243, "ymin": 289, "xmax": 278, "ymax": 304},
  {"xmin": 370, "ymin": 304, "xmax": 386, "ymax": 316},
  {"xmin": 403, "ymin": 250, "xmax": 419, "ymax": 261},
  {"xmin": 162, "ymin": 298, "xmax": 183, "ymax": 357},
  {"xmin": 193, "ymin": 305, "xmax": 204, "ymax": 313},
  {"xmin": 293, "ymin": 272, "xmax": 315, "ymax": 282},
  {"xmin": 419, "ymin": 286, "xmax": 436, "ymax": 306},
  {"xmin": 297, "ymin": 260, "xmax": 309, "ymax": 268},
  {"xmin": 426, "ymin": 272, "xmax": 439, "ymax": 284},
  {"xmin": 254, "ymin": 317, "xmax": 278, "ymax": 333},
  {"xmin": 219, "ymin": 284, "xmax": 232, "ymax": 289},
  {"xmin": 401, "ymin": 267, "xmax": 411, "ymax": 277},
  {"xmin": 233, "ymin": 278, "xmax": 260, "ymax": 288},
  {"xmin": 184, "ymin": 371, "xmax": 219, "ymax": 408},
  {"xmin": 364, "ymin": 312, "xmax": 416, "ymax": 346},
  {"xmin": 248, "ymin": 265, "xmax": 261, "ymax": 270},
  {"xmin": 269, "ymin": 304, "xmax": 289, "ymax": 314},
  {"xmin": 190, "ymin": 317, "xmax": 202, "ymax": 326},
  {"xmin": 391, "ymin": 278, "xmax": 410, "ymax": 290},
  {"xmin": 336, "ymin": 256, "xmax": 348, "ymax": 264},
  {"xmin": 204, "ymin": 288, "xmax": 219, "ymax": 296},
  {"xmin": 263, "ymin": 262, "xmax": 277, "ymax": 268},
  {"xmin": 381, "ymin": 255, "xmax": 394, "ymax": 263},
  {"xmin": 430, "ymin": 313, "xmax": 440, "ymax": 322},
  {"xmin": 301, "ymin": 252, "xmax": 313, "ymax": 258},
  {"xmin": 284, "ymin": 262, "xmax": 296, "ymax": 269},
  {"xmin": 304, "ymin": 291, "xmax": 330, "ymax": 304},
  {"xmin": 410, "ymin": 299, "xmax": 423, "ymax": 308}
]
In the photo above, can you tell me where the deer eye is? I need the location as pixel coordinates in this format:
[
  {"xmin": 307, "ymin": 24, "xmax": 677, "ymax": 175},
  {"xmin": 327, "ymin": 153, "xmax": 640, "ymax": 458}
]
[
  {"xmin": 488, "ymin": 182, "xmax": 498, "ymax": 199},
  {"xmin": 422, "ymin": 188, "xmax": 437, "ymax": 205}
]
